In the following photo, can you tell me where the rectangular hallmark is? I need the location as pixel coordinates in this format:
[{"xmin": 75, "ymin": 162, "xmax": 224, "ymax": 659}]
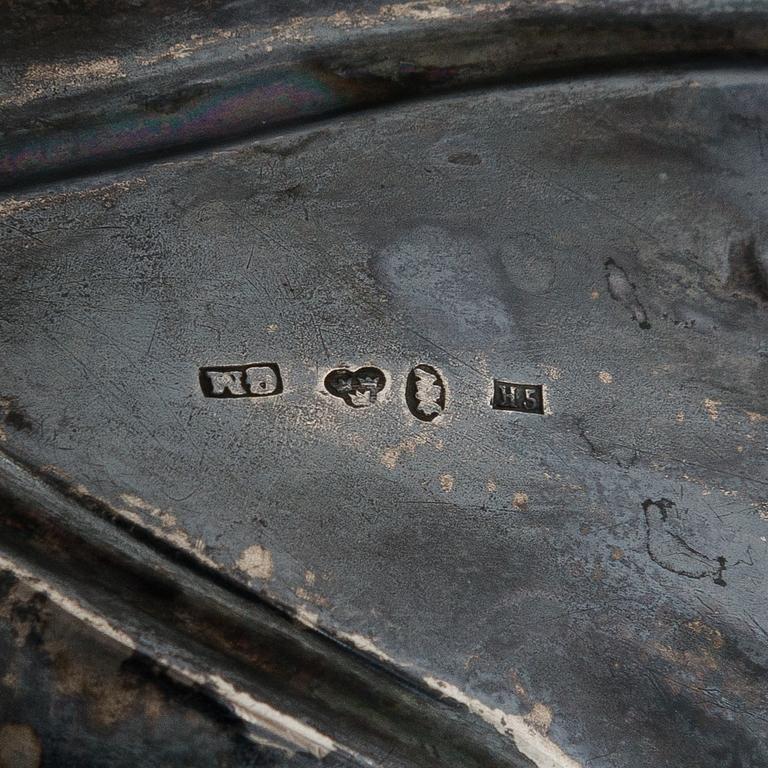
[
  {"xmin": 492, "ymin": 380, "xmax": 544, "ymax": 414},
  {"xmin": 200, "ymin": 363, "xmax": 283, "ymax": 398}
]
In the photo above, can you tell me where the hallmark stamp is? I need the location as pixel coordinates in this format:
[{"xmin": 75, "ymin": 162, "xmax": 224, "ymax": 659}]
[
  {"xmin": 406, "ymin": 365, "xmax": 445, "ymax": 421},
  {"xmin": 200, "ymin": 363, "xmax": 283, "ymax": 398},
  {"xmin": 491, "ymin": 380, "xmax": 544, "ymax": 414},
  {"xmin": 325, "ymin": 366, "xmax": 385, "ymax": 408},
  {"xmin": 199, "ymin": 360, "xmax": 552, "ymax": 415}
]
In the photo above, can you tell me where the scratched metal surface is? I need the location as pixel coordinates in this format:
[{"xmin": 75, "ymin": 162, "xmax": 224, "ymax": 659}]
[
  {"xmin": 2, "ymin": 67, "xmax": 768, "ymax": 766},
  {"xmin": 2, "ymin": 0, "xmax": 768, "ymax": 764}
]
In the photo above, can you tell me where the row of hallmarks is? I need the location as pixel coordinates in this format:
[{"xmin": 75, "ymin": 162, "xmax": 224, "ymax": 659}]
[{"xmin": 199, "ymin": 363, "xmax": 544, "ymax": 417}]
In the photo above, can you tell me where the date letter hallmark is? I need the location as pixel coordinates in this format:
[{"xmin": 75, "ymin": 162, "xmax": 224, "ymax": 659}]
[
  {"xmin": 406, "ymin": 365, "xmax": 445, "ymax": 421},
  {"xmin": 491, "ymin": 380, "xmax": 544, "ymax": 415},
  {"xmin": 200, "ymin": 363, "xmax": 283, "ymax": 398}
]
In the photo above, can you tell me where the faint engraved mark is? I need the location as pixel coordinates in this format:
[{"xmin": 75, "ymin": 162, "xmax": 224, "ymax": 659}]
[
  {"xmin": 605, "ymin": 258, "xmax": 651, "ymax": 329},
  {"xmin": 325, "ymin": 367, "xmax": 385, "ymax": 408},
  {"xmin": 406, "ymin": 365, "xmax": 445, "ymax": 421},
  {"xmin": 491, "ymin": 381, "xmax": 544, "ymax": 414},
  {"xmin": 726, "ymin": 233, "xmax": 768, "ymax": 303},
  {"xmin": 200, "ymin": 363, "xmax": 282, "ymax": 398},
  {"xmin": 642, "ymin": 498, "xmax": 728, "ymax": 586}
]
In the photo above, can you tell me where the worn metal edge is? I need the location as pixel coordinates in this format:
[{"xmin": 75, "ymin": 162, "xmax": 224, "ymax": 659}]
[
  {"xmin": 3, "ymin": 2, "xmax": 768, "ymax": 188},
  {"xmin": 0, "ymin": 447, "xmax": 562, "ymax": 767}
]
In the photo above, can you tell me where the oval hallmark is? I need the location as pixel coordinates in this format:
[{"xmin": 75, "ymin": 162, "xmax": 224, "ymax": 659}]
[{"xmin": 406, "ymin": 365, "xmax": 445, "ymax": 421}]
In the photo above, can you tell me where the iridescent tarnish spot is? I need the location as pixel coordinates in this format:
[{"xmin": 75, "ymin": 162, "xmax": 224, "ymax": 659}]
[
  {"xmin": 406, "ymin": 365, "xmax": 445, "ymax": 422},
  {"xmin": 199, "ymin": 363, "xmax": 283, "ymax": 398},
  {"xmin": 324, "ymin": 367, "xmax": 385, "ymax": 408}
]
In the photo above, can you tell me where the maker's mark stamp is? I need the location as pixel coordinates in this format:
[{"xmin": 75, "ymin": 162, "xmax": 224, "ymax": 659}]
[
  {"xmin": 491, "ymin": 380, "xmax": 544, "ymax": 414},
  {"xmin": 406, "ymin": 365, "xmax": 445, "ymax": 421},
  {"xmin": 325, "ymin": 366, "xmax": 386, "ymax": 408},
  {"xmin": 200, "ymin": 363, "xmax": 283, "ymax": 398}
]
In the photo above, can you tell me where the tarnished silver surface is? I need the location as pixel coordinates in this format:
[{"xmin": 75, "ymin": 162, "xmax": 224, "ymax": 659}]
[{"xmin": 1, "ymin": 3, "xmax": 767, "ymax": 767}]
